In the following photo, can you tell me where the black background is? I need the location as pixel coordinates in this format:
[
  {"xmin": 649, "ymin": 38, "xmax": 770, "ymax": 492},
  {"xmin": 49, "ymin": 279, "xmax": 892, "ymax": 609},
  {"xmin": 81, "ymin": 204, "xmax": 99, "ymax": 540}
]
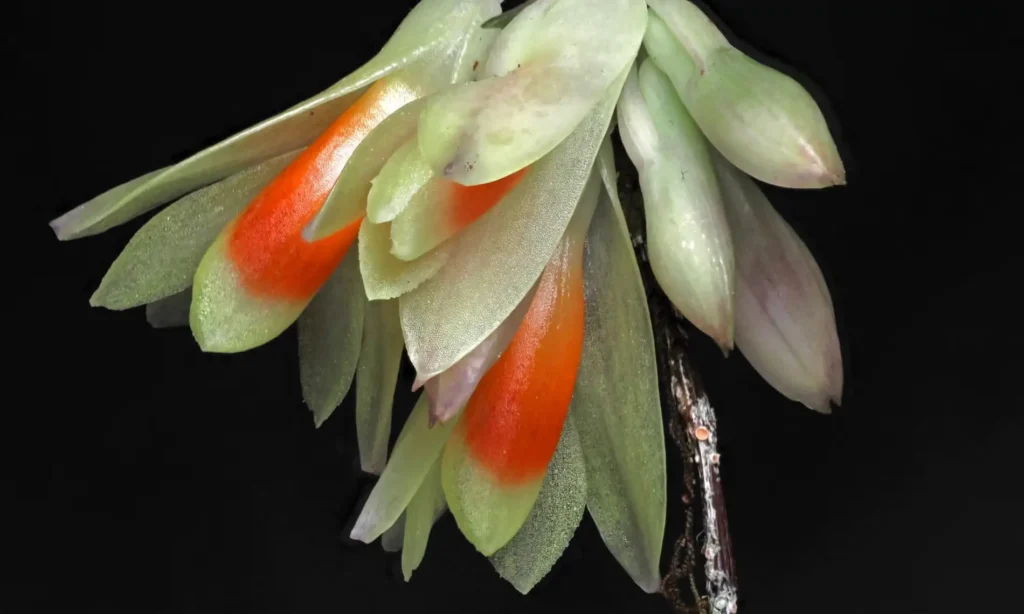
[{"xmin": 8, "ymin": 1, "xmax": 1020, "ymax": 612}]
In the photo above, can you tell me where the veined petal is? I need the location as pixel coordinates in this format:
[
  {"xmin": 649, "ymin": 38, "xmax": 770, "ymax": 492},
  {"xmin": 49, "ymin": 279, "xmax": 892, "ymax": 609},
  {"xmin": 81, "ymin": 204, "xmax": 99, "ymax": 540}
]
[
  {"xmin": 89, "ymin": 151, "xmax": 299, "ymax": 310},
  {"xmin": 441, "ymin": 206, "xmax": 592, "ymax": 556},
  {"xmin": 145, "ymin": 289, "xmax": 192, "ymax": 329},
  {"xmin": 416, "ymin": 0, "xmax": 647, "ymax": 185},
  {"xmin": 571, "ymin": 140, "xmax": 666, "ymax": 593},
  {"xmin": 644, "ymin": 3, "xmax": 844, "ymax": 189},
  {"xmin": 422, "ymin": 283, "xmax": 537, "ymax": 426},
  {"xmin": 355, "ymin": 298, "xmax": 404, "ymax": 475},
  {"xmin": 714, "ymin": 155, "xmax": 843, "ymax": 412},
  {"xmin": 619, "ymin": 58, "xmax": 735, "ymax": 349},
  {"xmin": 358, "ymin": 219, "xmax": 452, "ymax": 301},
  {"xmin": 297, "ymin": 246, "xmax": 364, "ymax": 427},
  {"xmin": 400, "ymin": 68, "xmax": 625, "ymax": 382},
  {"xmin": 350, "ymin": 395, "xmax": 456, "ymax": 544},
  {"xmin": 401, "ymin": 456, "xmax": 447, "ymax": 581},
  {"xmin": 49, "ymin": 0, "xmax": 497, "ymax": 241},
  {"xmin": 489, "ymin": 415, "xmax": 586, "ymax": 595},
  {"xmin": 389, "ymin": 166, "xmax": 529, "ymax": 262}
]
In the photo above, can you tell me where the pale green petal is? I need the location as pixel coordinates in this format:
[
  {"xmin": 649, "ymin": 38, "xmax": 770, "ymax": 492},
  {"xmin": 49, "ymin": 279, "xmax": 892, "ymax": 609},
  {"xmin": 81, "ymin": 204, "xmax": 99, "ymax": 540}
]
[
  {"xmin": 355, "ymin": 299, "xmax": 404, "ymax": 475},
  {"xmin": 298, "ymin": 247, "xmax": 365, "ymax": 427},
  {"xmin": 572, "ymin": 145, "xmax": 666, "ymax": 593},
  {"xmin": 358, "ymin": 219, "xmax": 452, "ymax": 301},
  {"xmin": 145, "ymin": 289, "xmax": 192, "ymax": 329},
  {"xmin": 381, "ymin": 514, "xmax": 406, "ymax": 553},
  {"xmin": 401, "ymin": 457, "xmax": 447, "ymax": 581},
  {"xmin": 400, "ymin": 68, "xmax": 627, "ymax": 382},
  {"xmin": 490, "ymin": 415, "xmax": 586, "ymax": 594},
  {"xmin": 625, "ymin": 58, "xmax": 736, "ymax": 349},
  {"xmin": 49, "ymin": 0, "xmax": 498, "ymax": 241},
  {"xmin": 643, "ymin": 5, "xmax": 844, "ymax": 188},
  {"xmin": 349, "ymin": 395, "xmax": 455, "ymax": 543},
  {"xmin": 89, "ymin": 151, "xmax": 299, "ymax": 310},
  {"xmin": 366, "ymin": 140, "xmax": 435, "ymax": 224},
  {"xmin": 416, "ymin": 0, "xmax": 648, "ymax": 185}
]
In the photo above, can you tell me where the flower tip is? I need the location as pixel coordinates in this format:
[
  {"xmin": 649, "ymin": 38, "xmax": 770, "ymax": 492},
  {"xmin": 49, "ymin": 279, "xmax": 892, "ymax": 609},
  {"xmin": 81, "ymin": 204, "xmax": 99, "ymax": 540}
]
[{"xmin": 49, "ymin": 210, "xmax": 81, "ymax": 241}]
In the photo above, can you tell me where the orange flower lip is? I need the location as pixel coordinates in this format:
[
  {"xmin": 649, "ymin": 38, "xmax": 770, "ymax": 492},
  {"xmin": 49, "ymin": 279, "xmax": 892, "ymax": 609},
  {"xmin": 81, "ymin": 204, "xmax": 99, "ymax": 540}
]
[{"xmin": 227, "ymin": 79, "xmax": 416, "ymax": 300}]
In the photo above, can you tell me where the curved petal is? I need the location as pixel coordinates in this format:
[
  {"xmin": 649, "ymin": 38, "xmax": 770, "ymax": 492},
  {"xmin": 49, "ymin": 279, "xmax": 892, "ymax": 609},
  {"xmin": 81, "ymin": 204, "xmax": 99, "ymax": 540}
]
[
  {"xmin": 349, "ymin": 395, "xmax": 455, "ymax": 544},
  {"xmin": 620, "ymin": 58, "xmax": 735, "ymax": 349},
  {"xmin": 145, "ymin": 289, "xmax": 192, "ymax": 329},
  {"xmin": 643, "ymin": 4, "xmax": 844, "ymax": 189},
  {"xmin": 389, "ymin": 166, "xmax": 529, "ymax": 262},
  {"xmin": 422, "ymin": 283, "xmax": 537, "ymax": 426},
  {"xmin": 714, "ymin": 155, "xmax": 843, "ymax": 411},
  {"xmin": 358, "ymin": 219, "xmax": 452, "ymax": 301},
  {"xmin": 90, "ymin": 151, "xmax": 300, "ymax": 310},
  {"xmin": 571, "ymin": 143, "xmax": 666, "ymax": 593},
  {"xmin": 366, "ymin": 139, "xmax": 435, "ymax": 224},
  {"xmin": 297, "ymin": 246, "xmax": 364, "ymax": 427},
  {"xmin": 489, "ymin": 415, "xmax": 586, "ymax": 594},
  {"xmin": 416, "ymin": 0, "xmax": 647, "ymax": 186},
  {"xmin": 355, "ymin": 298, "xmax": 404, "ymax": 474},
  {"xmin": 401, "ymin": 456, "xmax": 447, "ymax": 581},
  {"xmin": 48, "ymin": 0, "xmax": 497, "ymax": 241},
  {"xmin": 400, "ymin": 68, "xmax": 625, "ymax": 382},
  {"xmin": 441, "ymin": 212, "xmax": 591, "ymax": 556}
]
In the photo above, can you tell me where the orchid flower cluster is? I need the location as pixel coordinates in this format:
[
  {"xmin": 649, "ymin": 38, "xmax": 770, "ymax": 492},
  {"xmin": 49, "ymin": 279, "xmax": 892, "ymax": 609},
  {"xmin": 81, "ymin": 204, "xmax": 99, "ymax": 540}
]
[{"xmin": 50, "ymin": 0, "xmax": 845, "ymax": 599}]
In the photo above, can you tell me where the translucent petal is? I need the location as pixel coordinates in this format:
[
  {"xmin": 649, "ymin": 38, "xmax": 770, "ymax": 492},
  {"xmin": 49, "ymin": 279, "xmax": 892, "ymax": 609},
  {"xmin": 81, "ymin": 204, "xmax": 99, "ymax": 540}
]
[
  {"xmin": 489, "ymin": 415, "xmax": 586, "ymax": 594},
  {"xmin": 400, "ymin": 68, "xmax": 626, "ymax": 381},
  {"xmin": 714, "ymin": 155, "xmax": 843, "ymax": 412},
  {"xmin": 401, "ymin": 456, "xmax": 447, "ymax": 581},
  {"xmin": 416, "ymin": 0, "xmax": 648, "ymax": 185},
  {"xmin": 145, "ymin": 289, "xmax": 192, "ymax": 329},
  {"xmin": 422, "ymin": 284, "xmax": 537, "ymax": 425},
  {"xmin": 644, "ymin": 4, "xmax": 844, "ymax": 189},
  {"xmin": 355, "ymin": 298, "xmax": 404, "ymax": 474},
  {"xmin": 358, "ymin": 219, "xmax": 452, "ymax": 301},
  {"xmin": 381, "ymin": 514, "xmax": 406, "ymax": 553},
  {"xmin": 297, "ymin": 246, "xmax": 365, "ymax": 427},
  {"xmin": 570, "ymin": 141, "xmax": 666, "ymax": 593},
  {"xmin": 89, "ymin": 152, "xmax": 299, "ymax": 310},
  {"xmin": 48, "ymin": 0, "xmax": 497, "ymax": 241},
  {"xmin": 349, "ymin": 395, "xmax": 456, "ymax": 544},
  {"xmin": 620, "ymin": 58, "xmax": 735, "ymax": 348}
]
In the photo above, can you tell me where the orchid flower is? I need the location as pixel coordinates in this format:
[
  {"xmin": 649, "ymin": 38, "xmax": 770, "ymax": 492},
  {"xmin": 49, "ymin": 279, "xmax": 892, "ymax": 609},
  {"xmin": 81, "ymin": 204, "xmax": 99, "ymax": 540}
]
[{"xmin": 50, "ymin": 0, "xmax": 849, "ymax": 604}]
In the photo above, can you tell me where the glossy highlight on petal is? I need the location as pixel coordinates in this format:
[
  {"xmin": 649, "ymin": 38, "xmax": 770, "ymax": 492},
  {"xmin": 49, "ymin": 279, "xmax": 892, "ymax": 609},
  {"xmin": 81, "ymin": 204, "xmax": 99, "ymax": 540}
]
[
  {"xmin": 442, "ymin": 214, "xmax": 590, "ymax": 556},
  {"xmin": 416, "ymin": 0, "xmax": 647, "ymax": 185},
  {"xmin": 714, "ymin": 154, "xmax": 843, "ymax": 412},
  {"xmin": 644, "ymin": 4, "xmax": 845, "ymax": 189},
  {"xmin": 619, "ymin": 58, "xmax": 736, "ymax": 349}
]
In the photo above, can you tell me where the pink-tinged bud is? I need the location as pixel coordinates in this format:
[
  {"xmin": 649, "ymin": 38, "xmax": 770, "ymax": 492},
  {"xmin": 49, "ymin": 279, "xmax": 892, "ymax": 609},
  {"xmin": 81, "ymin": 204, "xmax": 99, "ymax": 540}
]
[{"xmin": 714, "ymin": 154, "xmax": 843, "ymax": 412}]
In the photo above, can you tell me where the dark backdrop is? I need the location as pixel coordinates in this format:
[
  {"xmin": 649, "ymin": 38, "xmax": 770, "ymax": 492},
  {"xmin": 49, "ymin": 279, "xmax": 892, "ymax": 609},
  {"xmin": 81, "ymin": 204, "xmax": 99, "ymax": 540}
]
[{"xmin": 9, "ymin": 1, "xmax": 1019, "ymax": 612}]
